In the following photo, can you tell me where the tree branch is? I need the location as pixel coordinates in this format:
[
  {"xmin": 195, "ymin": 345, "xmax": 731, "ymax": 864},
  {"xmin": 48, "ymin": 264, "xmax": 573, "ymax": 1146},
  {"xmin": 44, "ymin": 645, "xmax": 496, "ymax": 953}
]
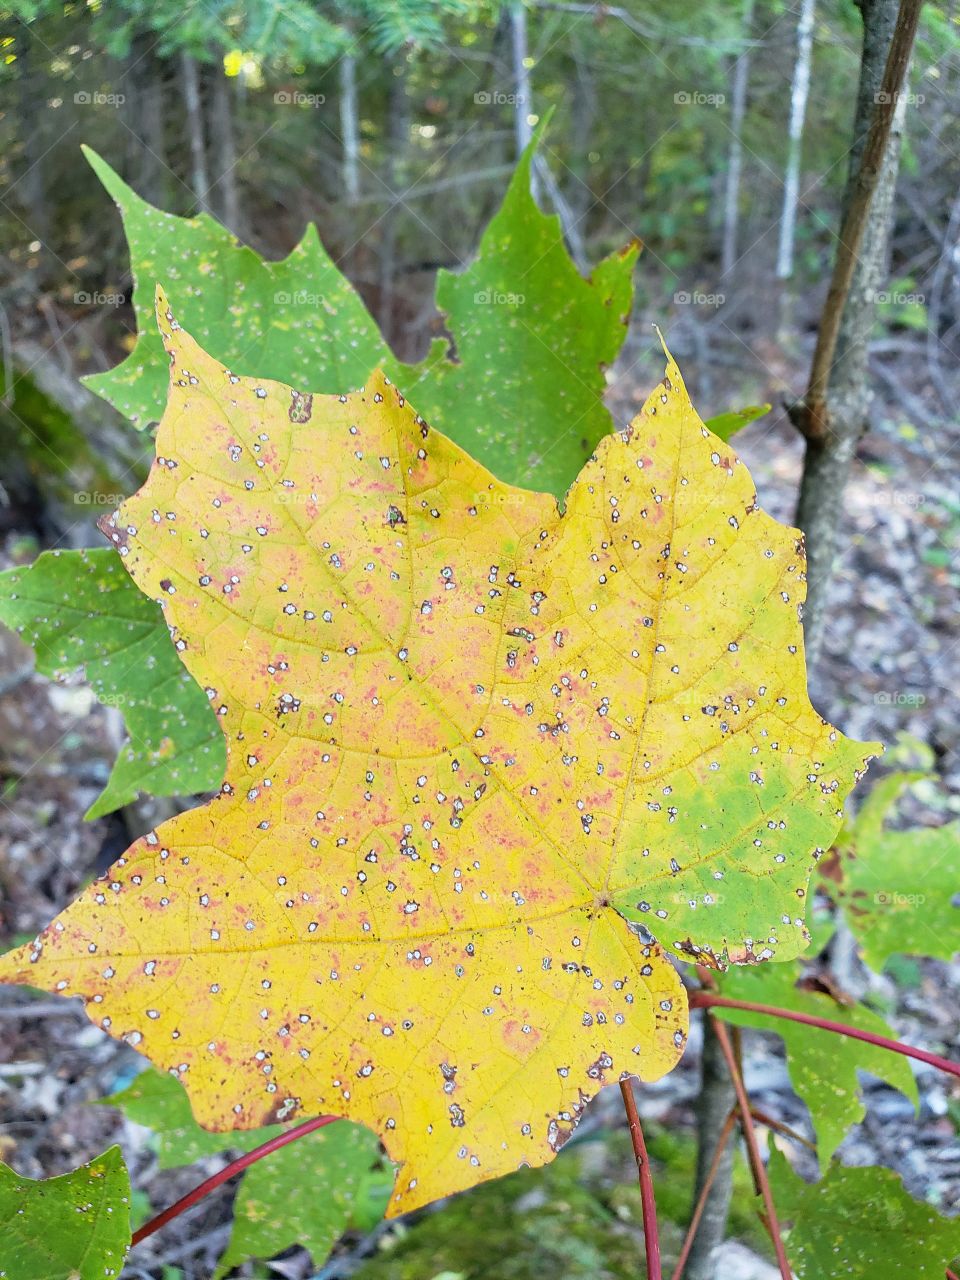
[
  {"xmin": 791, "ymin": 0, "xmax": 923, "ymax": 442},
  {"xmin": 709, "ymin": 1019, "xmax": 792, "ymax": 1279},
  {"xmin": 692, "ymin": 991, "xmax": 960, "ymax": 1081},
  {"xmin": 620, "ymin": 1078, "xmax": 662, "ymax": 1280},
  {"xmin": 671, "ymin": 1106, "xmax": 738, "ymax": 1280},
  {"xmin": 130, "ymin": 1114, "xmax": 341, "ymax": 1247}
]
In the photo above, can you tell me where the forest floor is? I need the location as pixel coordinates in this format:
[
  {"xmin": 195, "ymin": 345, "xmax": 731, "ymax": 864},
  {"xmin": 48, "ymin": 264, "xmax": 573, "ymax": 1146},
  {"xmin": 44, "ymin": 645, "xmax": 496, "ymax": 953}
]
[{"xmin": 0, "ymin": 308, "xmax": 957, "ymax": 1278}]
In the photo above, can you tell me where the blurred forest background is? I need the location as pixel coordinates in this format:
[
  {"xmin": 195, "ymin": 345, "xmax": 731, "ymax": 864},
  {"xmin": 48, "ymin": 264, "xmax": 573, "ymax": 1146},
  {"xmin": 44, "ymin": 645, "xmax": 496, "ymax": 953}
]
[{"xmin": 1, "ymin": 2, "xmax": 959, "ymax": 1278}]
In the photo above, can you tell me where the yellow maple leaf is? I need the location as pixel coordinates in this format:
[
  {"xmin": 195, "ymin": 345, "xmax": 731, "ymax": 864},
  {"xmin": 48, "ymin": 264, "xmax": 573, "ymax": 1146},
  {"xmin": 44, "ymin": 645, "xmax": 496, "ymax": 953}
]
[{"xmin": 0, "ymin": 289, "xmax": 878, "ymax": 1214}]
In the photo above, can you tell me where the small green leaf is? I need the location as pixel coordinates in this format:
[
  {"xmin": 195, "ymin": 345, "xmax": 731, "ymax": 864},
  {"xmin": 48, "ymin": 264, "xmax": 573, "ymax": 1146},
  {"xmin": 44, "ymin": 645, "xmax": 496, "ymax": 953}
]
[
  {"xmin": 822, "ymin": 772, "xmax": 960, "ymax": 969},
  {"xmin": 403, "ymin": 119, "xmax": 637, "ymax": 495},
  {"xmin": 104, "ymin": 1070, "xmax": 388, "ymax": 1276},
  {"xmin": 716, "ymin": 960, "xmax": 917, "ymax": 1167},
  {"xmin": 703, "ymin": 403, "xmax": 770, "ymax": 441},
  {"xmin": 0, "ymin": 1146, "xmax": 131, "ymax": 1279},
  {"xmin": 82, "ymin": 148, "xmax": 389, "ymax": 429},
  {"xmin": 769, "ymin": 1146, "xmax": 960, "ymax": 1278},
  {"xmin": 213, "ymin": 1122, "xmax": 387, "ymax": 1278},
  {"xmin": 103, "ymin": 1068, "xmax": 282, "ymax": 1167},
  {"xmin": 0, "ymin": 549, "xmax": 224, "ymax": 818}
]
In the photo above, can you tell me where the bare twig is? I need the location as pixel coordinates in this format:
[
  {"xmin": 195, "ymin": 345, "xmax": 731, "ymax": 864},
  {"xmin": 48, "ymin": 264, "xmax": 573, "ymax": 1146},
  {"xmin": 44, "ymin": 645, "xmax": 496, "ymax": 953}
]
[
  {"xmin": 709, "ymin": 1019, "xmax": 792, "ymax": 1279},
  {"xmin": 692, "ymin": 991, "xmax": 960, "ymax": 1080},
  {"xmin": 670, "ymin": 1106, "xmax": 738, "ymax": 1280},
  {"xmin": 130, "ymin": 1115, "xmax": 340, "ymax": 1247},
  {"xmin": 620, "ymin": 1078, "xmax": 662, "ymax": 1280}
]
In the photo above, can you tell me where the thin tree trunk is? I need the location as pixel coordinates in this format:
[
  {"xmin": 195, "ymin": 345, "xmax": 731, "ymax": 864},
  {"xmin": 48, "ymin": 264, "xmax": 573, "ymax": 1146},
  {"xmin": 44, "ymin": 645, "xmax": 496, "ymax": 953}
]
[
  {"xmin": 17, "ymin": 30, "xmax": 51, "ymax": 274},
  {"xmin": 791, "ymin": 0, "xmax": 919, "ymax": 665},
  {"xmin": 122, "ymin": 35, "xmax": 167, "ymax": 206},
  {"xmin": 508, "ymin": 0, "xmax": 587, "ymax": 269},
  {"xmin": 509, "ymin": 2, "xmax": 533, "ymax": 156},
  {"xmin": 207, "ymin": 63, "xmax": 242, "ymax": 235},
  {"xmin": 721, "ymin": 0, "xmax": 755, "ymax": 279},
  {"xmin": 180, "ymin": 51, "xmax": 211, "ymax": 213},
  {"xmin": 379, "ymin": 54, "xmax": 410, "ymax": 348},
  {"xmin": 340, "ymin": 53, "xmax": 361, "ymax": 204},
  {"xmin": 685, "ymin": 1020, "xmax": 737, "ymax": 1280},
  {"xmin": 776, "ymin": 0, "xmax": 816, "ymax": 291}
]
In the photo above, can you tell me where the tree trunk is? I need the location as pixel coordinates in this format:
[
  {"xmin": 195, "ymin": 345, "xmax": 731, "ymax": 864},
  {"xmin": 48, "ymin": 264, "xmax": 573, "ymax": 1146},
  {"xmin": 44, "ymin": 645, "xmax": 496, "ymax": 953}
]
[
  {"xmin": 776, "ymin": 0, "xmax": 816, "ymax": 294},
  {"xmin": 17, "ymin": 30, "xmax": 51, "ymax": 279},
  {"xmin": 509, "ymin": 2, "xmax": 533, "ymax": 156},
  {"xmin": 180, "ymin": 51, "xmax": 211, "ymax": 213},
  {"xmin": 207, "ymin": 63, "xmax": 242, "ymax": 236},
  {"xmin": 378, "ymin": 54, "xmax": 410, "ymax": 348},
  {"xmin": 685, "ymin": 1020, "xmax": 737, "ymax": 1280},
  {"xmin": 721, "ymin": 0, "xmax": 755, "ymax": 279},
  {"xmin": 793, "ymin": 0, "xmax": 915, "ymax": 664},
  {"xmin": 340, "ymin": 53, "xmax": 361, "ymax": 204},
  {"xmin": 122, "ymin": 35, "xmax": 167, "ymax": 206},
  {"xmin": 508, "ymin": 0, "xmax": 587, "ymax": 269}
]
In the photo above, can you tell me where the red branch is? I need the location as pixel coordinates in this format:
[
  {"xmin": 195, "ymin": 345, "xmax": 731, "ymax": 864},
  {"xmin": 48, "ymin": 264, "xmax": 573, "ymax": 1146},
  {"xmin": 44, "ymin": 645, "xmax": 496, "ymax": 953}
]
[
  {"xmin": 709, "ymin": 1018, "xmax": 792, "ymax": 1279},
  {"xmin": 620, "ymin": 1078, "xmax": 662, "ymax": 1280},
  {"xmin": 130, "ymin": 1114, "xmax": 341, "ymax": 1247},
  {"xmin": 691, "ymin": 992, "xmax": 960, "ymax": 1080},
  {"xmin": 670, "ymin": 1105, "xmax": 738, "ymax": 1280}
]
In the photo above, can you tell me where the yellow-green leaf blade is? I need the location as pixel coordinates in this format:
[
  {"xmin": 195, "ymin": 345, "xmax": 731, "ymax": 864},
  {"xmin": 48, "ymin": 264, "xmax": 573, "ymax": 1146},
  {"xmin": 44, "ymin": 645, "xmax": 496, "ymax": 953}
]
[{"xmin": 0, "ymin": 294, "xmax": 876, "ymax": 1220}]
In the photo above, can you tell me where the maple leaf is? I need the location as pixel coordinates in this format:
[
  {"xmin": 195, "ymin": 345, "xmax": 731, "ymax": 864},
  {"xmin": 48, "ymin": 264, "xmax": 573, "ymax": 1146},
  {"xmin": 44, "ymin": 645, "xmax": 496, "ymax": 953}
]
[
  {"xmin": 0, "ymin": 1146, "xmax": 130, "ymax": 1279},
  {"xmin": 0, "ymin": 291, "xmax": 877, "ymax": 1214}
]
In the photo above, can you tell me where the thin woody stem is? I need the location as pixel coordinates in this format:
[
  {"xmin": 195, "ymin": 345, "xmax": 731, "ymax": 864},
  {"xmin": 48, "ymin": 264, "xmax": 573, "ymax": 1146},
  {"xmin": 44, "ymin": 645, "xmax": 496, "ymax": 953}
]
[
  {"xmin": 670, "ymin": 1105, "xmax": 738, "ymax": 1280},
  {"xmin": 130, "ymin": 1114, "xmax": 341, "ymax": 1247},
  {"xmin": 691, "ymin": 991, "xmax": 960, "ymax": 1081},
  {"xmin": 671, "ymin": 1100, "xmax": 815, "ymax": 1280},
  {"xmin": 620, "ymin": 1078, "xmax": 662, "ymax": 1280},
  {"xmin": 709, "ymin": 1018, "xmax": 792, "ymax": 1279}
]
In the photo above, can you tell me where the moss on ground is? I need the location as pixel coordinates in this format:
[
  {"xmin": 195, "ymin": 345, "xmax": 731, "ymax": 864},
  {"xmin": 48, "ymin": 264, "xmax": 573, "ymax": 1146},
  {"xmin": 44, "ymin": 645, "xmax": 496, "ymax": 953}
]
[{"xmin": 351, "ymin": 1123, "xmax": 770, "ymax": 1279}]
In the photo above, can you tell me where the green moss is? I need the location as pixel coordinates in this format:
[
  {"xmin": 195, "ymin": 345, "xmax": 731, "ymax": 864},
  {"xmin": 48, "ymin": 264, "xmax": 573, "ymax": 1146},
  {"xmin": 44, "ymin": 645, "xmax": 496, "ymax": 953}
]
[
  {"xmin": 0, "ymin": 364, "xmax": 120, "ymax": 507},
  {"xmin": 353, "ymin": 1126, "xmax": 769, "ymax": 1280}
]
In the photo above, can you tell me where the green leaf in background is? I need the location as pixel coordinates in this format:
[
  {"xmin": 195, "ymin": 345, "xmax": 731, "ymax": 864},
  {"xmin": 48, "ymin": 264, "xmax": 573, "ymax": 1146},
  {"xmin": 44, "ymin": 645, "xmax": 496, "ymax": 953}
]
[
  {"xmin": 82, "ymin": 147, "xmax": 390, "ymax": 430},
  {"xmin": 0, "ymin": 548, "xmax": 223, "ymax": 819},
  {"xmin": 768, "ymin": 1146, "xmax": 960, "ymax": 1278},
  {"xmin": 104, "ymin": 1067, "xmax": 283, "ymax": 1167},
  {"xmin": 401, "ymin": 117, "xmax": 638, "ymax": 494},
  {"xmin": 703, "ymin": 402, "xmax": 771, "ymax": 441},
  {"xmin": 0, "ymin": 1145, "xmax": 131, "ymax": 1279},
  {"xmin": 213, "ymin": 1122, "xmax": 386, "ymax": 1279},
  {"xmin": 821, "ymin": 771, "xmax": 960, "ymax": 970},
  {"xmin": 83, "ymin": 122, "xmax": 637, "ymax": 498},
  {"xmin": 105, "ymin": 1070, "xmax": 391, "ymax": 1274},
  {"xmin": 716, "ymin": 957, "xmax": 917, "ymax": 1167}
]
